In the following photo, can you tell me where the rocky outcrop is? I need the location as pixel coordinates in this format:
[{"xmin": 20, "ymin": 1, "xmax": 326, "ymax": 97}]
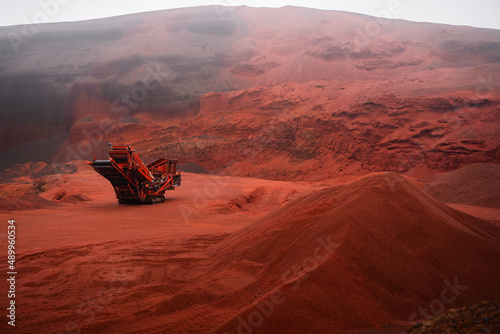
[{"xmin": 136, "ymin": 80, "xmax": 499, "ymax": 180}]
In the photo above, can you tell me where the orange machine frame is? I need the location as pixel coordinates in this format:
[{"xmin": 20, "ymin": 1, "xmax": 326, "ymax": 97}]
[{"xmin": 89, "ymin": 145, "xmax": 181, "ymax": 204}]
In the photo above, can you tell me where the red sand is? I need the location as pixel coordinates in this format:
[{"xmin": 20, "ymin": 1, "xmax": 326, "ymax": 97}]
[
  {"xmin": 0, "ymin": 5, "xmax": 499, "ymax": 333},
  {"xmin": 1, "ymin": 168, "xmax": 498, "ymax": 333},
  {"xmin": 211, "ymin": 173, "xmax": 500, "ymax": 333},
  {"xmin": 424, "ymin": 163, "xmax": 500, "ymax": 209}
]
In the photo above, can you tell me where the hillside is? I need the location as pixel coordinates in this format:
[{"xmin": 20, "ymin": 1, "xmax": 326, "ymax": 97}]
[
  {"xmin": 424, "ymin": 163, "xmax": 500, "ymax": 208},
  {"xmin": 0, "ymin": 6, "xmax": 499, "ymax": 176}
]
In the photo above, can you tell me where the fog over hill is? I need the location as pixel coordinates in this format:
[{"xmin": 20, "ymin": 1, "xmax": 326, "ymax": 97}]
[{"xmin": 0, "ymin": 5, "xmax": 499, "ymax": 177}]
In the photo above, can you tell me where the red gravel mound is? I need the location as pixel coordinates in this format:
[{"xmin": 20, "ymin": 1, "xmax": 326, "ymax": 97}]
[{"xmin": 209, "ymin": 173, "xmax": 500, "ymax": 333}]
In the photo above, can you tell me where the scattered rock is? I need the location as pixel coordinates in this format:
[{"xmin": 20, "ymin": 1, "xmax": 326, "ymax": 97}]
[{"xmin": 406, "ymin": 300, "xmax": 499, "ymax": 334}]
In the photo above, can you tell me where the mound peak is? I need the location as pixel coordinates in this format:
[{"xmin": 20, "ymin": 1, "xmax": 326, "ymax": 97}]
[{"xmin": 210, "ymin": 172, "xmax": 500, "ymax": 333}]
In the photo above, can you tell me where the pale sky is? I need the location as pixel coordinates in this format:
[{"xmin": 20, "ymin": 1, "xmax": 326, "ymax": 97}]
[{"xmin": 0, "ymin": 0, "xmax": 499, "ymax": 30}]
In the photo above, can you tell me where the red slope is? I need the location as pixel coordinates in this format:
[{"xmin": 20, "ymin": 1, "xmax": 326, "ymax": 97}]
[
  {"xmin": 424, "ymin": 163, "xmax": 500, "ymax": 208},
  {"xmin": 148, "ymin": 79, "xmax": 499, "ymax": 180},
  {"xmin": 2, "ymin": 172, "xmax": 499, "ymax": 333},
  {"xmin": 210, "ymin": 173, "xmax": 500, "ymax": 333}
]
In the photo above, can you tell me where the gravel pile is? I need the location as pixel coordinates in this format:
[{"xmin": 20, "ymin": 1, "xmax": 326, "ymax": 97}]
[{"xmin": 407, "ymin": 300, "xmax": 499, "ymax": 333}]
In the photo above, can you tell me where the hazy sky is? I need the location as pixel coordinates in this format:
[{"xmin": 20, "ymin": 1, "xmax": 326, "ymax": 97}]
[{"xmin": 0, "ymin": 0, "xmax": 499, "ymax": 30}]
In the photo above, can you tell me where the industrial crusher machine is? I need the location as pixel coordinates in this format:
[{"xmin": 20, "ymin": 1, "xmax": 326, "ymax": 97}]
[{"xmin": 89, "ymin": 145, "xmax": 181, "ymax": 204}]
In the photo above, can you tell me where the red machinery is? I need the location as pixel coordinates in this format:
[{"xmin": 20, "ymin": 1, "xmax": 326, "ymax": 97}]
[{"xmin": 88, "ymin": 145, "xmax": 181, "ymax": 204}]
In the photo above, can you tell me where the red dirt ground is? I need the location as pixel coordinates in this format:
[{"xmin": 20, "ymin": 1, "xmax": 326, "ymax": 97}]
[
  {"xmin": 0, "ymin": 5, "xmax": 499, "ymax": 333},
  {"xmin": 0, "ymin": 164, "xmax": 498, "ymax": 333}
]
